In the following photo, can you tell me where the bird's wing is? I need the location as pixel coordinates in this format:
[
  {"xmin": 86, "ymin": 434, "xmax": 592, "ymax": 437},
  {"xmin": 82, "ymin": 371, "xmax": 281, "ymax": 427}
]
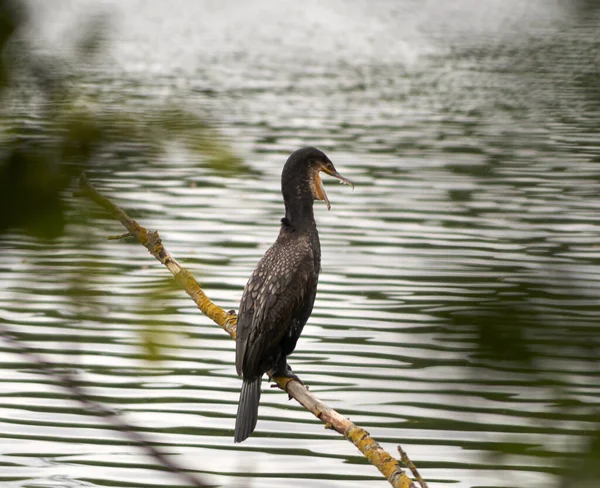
[{"xmin": 235, "ymin": 239, "xmax": 316, "ymax": 378}]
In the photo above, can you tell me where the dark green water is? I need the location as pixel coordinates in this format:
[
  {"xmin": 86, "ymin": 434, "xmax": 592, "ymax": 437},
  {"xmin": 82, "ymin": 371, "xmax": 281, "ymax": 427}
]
[{"xmin": 1, "ymin": 1, "xmax": 600, "ymax": 487}]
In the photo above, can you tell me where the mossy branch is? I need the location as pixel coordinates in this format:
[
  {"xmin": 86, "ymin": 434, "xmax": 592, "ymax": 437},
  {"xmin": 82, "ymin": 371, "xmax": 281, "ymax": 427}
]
[{"xmin": 75, "ymin": 172, "xmax": 420, "ymax": 488}]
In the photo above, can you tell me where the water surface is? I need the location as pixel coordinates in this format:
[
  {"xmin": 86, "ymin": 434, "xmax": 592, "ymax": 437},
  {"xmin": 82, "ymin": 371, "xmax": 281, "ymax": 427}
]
[{"xmin": 1, "ymin": 1, "xmax": 600, "ymax": 487}]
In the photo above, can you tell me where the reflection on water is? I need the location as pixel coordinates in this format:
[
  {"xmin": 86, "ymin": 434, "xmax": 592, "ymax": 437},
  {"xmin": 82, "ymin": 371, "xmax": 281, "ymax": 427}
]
[{"xmin": 1, "ymin": 0, "xmax": 600, "ymax": 487}]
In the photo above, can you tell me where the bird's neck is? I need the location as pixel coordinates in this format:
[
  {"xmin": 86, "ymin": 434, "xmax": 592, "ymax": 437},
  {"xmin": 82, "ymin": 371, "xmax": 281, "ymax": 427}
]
[{"xmin": 283, "ymin": 195, "xmax": 316, "ymax": 231}]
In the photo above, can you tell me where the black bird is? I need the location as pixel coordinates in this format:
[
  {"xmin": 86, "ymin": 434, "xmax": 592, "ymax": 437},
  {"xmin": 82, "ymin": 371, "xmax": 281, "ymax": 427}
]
[{"xmin": 234, "ymin": 147, "xmax": 353, "ymax": 443}]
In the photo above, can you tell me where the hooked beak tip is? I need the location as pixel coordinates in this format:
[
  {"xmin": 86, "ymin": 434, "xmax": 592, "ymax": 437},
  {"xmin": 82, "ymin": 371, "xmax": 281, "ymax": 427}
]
[{"xmin": 324, "ymin": 169, "xmax": 354, "ymax": 190}]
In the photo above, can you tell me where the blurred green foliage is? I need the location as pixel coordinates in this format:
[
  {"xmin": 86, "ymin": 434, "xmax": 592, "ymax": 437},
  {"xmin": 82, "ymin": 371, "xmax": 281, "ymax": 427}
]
[
  {"xmin": 0, "ymin": 0, "xmax": 245, "ymax": 240},
  {"xmin": 442, "ymin": 169, "xmax": 600, "ymax": 486}
]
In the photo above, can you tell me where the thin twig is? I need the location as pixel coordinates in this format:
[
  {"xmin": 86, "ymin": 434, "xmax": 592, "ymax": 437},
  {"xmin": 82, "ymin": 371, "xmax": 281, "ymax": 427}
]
[
  {"xmin": 75, "ymin": 172, "xmax": 421, "ymax": 488},
  {"xmin": 0, "ymin": 322, "xmax": 207, "ymax": 488},
  {"xmin": 108, "ymin": 231, "xmax": 133, "ymax": 240},
  {"xmin": 399, "ymin": 446, "xmax": 428, "ymax": 488}
]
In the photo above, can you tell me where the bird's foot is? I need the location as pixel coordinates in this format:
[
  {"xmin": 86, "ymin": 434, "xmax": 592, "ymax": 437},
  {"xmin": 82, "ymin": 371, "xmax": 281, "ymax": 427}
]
[
  {"xmin": 272, "ymin": 362, "xmax": 303, "ymax": 384},
  {"xmin": 269, "ymin": 362, "xmax": 306, "ymax": 398}
]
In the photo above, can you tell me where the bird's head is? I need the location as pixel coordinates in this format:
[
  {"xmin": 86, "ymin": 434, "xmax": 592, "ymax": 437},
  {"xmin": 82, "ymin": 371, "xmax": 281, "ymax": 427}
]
[{"xmin": 281, "ymin": 147, "xmax": 353, "ymax": 211}]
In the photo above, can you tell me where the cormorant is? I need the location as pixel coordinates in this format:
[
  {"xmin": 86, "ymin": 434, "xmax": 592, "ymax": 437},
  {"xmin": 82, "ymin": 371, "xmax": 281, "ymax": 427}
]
[{"xmin": 234, "ymin": 147, "xmax": 353, "ymax": 443}]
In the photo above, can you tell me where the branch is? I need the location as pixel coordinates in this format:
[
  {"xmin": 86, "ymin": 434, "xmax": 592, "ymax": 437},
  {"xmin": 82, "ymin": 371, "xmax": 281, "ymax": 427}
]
[
  {"xmin": 75, "ymin": 172, "xmax": 420, "ymax": 488},
  {"xmin": 399, "ymin": 446, "xmax": 429, "ymax": 488}
]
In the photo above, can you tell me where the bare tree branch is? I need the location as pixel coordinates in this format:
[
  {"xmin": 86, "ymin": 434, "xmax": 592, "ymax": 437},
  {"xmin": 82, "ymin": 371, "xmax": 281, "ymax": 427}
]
[
  {"xmin": 74, "ymin": 172, "xmax": 420, "ymax": 488},
  {"xmin": 399, "ymin": 446, "xmax": 428, "ymax": 488}
]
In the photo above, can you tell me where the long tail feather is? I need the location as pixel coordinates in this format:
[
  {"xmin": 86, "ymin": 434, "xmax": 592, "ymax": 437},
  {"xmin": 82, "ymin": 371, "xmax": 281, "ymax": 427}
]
[{"xmin": 234, "ymin": 378, "xmax": 261, "ymax": 443}]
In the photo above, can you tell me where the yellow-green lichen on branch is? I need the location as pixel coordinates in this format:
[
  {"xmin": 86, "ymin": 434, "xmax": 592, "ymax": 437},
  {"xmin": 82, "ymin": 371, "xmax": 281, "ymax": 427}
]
[{"xmin": 346, "ymin": 425, "xmax": 416, "ymax": 488}]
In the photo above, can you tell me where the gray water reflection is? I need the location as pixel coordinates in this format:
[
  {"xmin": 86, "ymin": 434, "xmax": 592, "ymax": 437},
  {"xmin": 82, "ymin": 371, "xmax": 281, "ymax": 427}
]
[{"xmin": 2, "ymin": 0, "xmax": 600, "ymax": 487}]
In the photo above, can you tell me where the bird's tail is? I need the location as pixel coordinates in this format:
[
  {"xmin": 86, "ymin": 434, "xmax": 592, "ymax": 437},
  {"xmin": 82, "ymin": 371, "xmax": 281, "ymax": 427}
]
[{"xmin": 234, "ymin": 378, "xmax": 261, "ymax": 443}]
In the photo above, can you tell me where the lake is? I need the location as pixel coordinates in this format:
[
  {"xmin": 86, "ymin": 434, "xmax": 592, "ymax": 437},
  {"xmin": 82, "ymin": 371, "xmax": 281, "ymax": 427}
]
[{"xmin": 1, "ymin": 0, "xmax": 600, "ymax": 487}]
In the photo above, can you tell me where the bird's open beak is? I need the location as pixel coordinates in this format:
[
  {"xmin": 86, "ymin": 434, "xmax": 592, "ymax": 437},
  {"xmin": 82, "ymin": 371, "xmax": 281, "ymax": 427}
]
[{"xmin": 316, "ymin": 166, "xmax": 354, "ymax": 211}]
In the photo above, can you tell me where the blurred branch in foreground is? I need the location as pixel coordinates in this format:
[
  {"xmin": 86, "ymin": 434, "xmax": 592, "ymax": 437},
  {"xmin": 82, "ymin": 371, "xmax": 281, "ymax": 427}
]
[{"xmin": 0, "ymin": 321, "xmax": 208, "ymax": 488}]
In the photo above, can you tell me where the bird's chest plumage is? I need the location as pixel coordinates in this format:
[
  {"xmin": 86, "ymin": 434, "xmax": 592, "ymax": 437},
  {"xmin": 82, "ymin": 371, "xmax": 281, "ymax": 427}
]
[{"xmin": 235, "ymin": 227, "xmax": 320, "ymax": 378}]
